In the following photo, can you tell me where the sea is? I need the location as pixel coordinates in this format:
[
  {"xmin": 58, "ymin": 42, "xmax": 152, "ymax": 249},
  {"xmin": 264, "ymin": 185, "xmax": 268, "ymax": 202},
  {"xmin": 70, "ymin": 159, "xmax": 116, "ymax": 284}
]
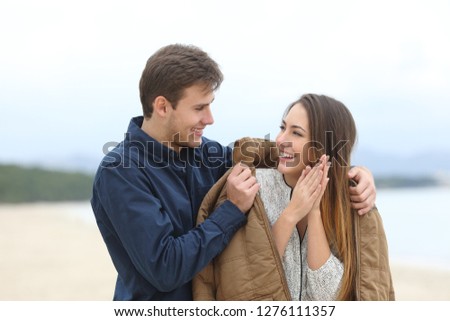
[
  {"xmin": 71, "ymin": 186, "xmax": 450, "ymax": 271},
  {"xmin": 376, "ymin": 186, "xmax": 450, "ymax": 270}
]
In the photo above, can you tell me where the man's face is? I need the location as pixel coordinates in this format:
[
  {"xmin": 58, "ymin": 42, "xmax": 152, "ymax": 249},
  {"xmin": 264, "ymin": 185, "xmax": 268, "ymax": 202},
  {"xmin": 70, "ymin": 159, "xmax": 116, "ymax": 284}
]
[{"xmin": 166, "ymin": 84, "xmax": 215, "ymax": 151}]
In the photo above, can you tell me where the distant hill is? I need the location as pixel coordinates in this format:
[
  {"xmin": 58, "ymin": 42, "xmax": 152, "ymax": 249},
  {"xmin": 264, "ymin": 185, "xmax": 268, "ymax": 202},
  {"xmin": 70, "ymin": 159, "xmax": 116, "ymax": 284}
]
[
  {"xmin": 352, "ymin": 148, "xmax": 450, "ymax": 177},
  {"xmin": 374, "ymin": 176, "xmax": 443, "ymax": 189},
  {"xmin": 0, "ymin": 164, "xmax": 93, "ymax": 203},
  {"xmin": 7, "ymin": 147, "xmax": 450, "ymax": 178},
  {"xmin": 2, "ymin": 148, "xmax": 448, "ymax": 204}
]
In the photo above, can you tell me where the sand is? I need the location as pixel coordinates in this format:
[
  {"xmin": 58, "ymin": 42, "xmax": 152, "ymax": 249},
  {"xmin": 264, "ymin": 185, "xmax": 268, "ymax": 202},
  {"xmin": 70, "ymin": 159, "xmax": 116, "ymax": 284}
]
[
  {"xmin": 0, "ymin": 202, "xmax": 116, "ymax": 300},
  {"xmin": 1, "ymin": 202, "xmax": 449, "ymax": 301}
]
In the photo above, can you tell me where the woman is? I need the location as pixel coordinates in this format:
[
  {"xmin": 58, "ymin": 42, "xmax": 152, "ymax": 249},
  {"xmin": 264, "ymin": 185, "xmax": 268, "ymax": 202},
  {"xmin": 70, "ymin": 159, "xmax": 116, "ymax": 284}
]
[
  {"xmin": 193, "ymin": 94, "xmax": 394, "ymax": 300},
  {"xmin": 264, "ymin": 93, "xmax": 394, "ymax": 300}
]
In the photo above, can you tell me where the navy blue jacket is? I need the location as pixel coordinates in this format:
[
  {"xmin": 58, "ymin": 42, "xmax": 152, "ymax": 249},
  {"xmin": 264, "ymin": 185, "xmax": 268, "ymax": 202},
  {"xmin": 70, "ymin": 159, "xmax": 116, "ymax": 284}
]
[{"xmin": 91, "ymin": 117, "xmax": 246, "ymax": 300}]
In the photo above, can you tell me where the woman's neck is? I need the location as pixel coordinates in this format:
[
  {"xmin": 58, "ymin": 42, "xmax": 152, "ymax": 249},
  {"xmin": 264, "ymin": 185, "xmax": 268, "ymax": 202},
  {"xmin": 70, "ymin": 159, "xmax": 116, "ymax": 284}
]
[{"xmin": 283, "ymin": 174, "xmax": 298, "ymax": 189}]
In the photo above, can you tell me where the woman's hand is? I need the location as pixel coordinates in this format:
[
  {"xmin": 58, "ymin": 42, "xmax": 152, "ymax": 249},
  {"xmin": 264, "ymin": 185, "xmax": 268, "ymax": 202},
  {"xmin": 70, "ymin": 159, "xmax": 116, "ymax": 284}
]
[
  {"xmin": 286, "ymin": 159, "xmax": 324, "ymax": 223},
  {"xmin": 272, "ymin": 159, "xmax": 324, "ymax": 258},
  {"xmin": 310, "ymin": 155, "xmax": 331, "ymax": 216}
]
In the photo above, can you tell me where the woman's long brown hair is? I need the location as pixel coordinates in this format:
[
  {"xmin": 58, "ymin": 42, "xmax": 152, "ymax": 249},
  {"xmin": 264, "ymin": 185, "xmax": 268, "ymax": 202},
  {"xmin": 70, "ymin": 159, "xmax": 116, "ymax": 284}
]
[{"xmin": 287, "ymin": 94, "xmax": 358, "ymax": 300}]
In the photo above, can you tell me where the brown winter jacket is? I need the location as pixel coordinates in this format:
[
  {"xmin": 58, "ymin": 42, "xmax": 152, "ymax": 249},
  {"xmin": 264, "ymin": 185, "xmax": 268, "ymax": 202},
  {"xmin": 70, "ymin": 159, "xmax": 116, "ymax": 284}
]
[{"xmin": 193, "ymin": 137, "xmax": 395, "ymax": 301}]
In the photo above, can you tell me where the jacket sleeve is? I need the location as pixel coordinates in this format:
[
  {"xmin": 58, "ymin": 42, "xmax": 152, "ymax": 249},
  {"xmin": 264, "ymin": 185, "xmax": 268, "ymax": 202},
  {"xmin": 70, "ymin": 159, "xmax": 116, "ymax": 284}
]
[
  {"xmin": 357, "ymin": 207, "xmax": 395, "ymax": 300},
  {"xmin": 93, "ymin": 164, "xmax": 246, "ymax": 293}
]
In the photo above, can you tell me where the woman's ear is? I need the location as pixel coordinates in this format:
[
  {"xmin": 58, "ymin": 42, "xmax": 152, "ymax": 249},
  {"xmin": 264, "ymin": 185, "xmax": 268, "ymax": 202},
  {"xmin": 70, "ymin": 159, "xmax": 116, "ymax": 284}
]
[{"xmin": 153, "ymin": 96, "xmax": 169, "ymax": 117}]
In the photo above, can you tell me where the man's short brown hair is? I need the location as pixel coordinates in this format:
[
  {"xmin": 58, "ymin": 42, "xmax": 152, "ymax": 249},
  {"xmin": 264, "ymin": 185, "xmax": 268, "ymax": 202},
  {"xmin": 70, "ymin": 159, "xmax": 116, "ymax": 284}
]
[{"xmin": 139, "ymin": 44, "xmax": 223, "ymax": 118}]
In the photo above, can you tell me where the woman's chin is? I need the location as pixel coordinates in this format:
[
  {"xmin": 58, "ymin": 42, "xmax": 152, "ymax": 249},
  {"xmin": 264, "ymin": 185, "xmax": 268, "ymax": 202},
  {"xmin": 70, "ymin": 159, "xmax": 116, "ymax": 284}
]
[
  {"xmin": 278, "ymin": 162, "xmax": 298, "ymax": 175},
  {"xmin": 277, "ymin": 162, "xmax": 287, "ymax": 174}
]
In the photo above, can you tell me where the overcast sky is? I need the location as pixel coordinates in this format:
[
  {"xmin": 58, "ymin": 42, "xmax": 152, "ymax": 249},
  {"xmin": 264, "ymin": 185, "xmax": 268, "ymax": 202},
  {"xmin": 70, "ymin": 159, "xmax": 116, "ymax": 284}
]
[{"xmin": 1, "ymin": 0, "xmax": 449, "ymax": 170}]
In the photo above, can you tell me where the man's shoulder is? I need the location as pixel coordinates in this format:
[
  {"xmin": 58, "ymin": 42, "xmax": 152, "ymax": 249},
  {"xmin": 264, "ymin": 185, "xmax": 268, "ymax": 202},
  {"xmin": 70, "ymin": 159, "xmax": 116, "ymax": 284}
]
[
  {"xmin": 93, "ymin": 141, "xmax": 143, "ymax": 179},
  {"xmin": 99, "ymin": 142, "xmax": 127, "ymax": 167}
]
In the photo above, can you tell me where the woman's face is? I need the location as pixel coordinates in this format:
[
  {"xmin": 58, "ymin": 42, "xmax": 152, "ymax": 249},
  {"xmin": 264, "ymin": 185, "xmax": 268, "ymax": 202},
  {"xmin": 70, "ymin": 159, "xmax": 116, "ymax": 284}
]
[{"xmin": 276, "ymin": 103, "xmax": 311, "ymax": 187}]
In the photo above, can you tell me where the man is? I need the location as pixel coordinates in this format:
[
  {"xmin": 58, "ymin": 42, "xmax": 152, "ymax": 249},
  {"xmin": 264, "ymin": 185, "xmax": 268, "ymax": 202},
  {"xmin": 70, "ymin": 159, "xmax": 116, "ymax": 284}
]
[{"xmin": 91, "ymin": 44, "xmax": 376, "ymax": 300}]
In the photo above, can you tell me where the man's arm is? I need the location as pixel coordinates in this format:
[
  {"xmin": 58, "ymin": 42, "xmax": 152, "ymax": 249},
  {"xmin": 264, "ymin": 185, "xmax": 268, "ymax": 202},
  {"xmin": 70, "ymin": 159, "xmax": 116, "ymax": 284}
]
[
  {"xmin": 94, "ymin": 165, "xmax": 246, "ymax": 293},
  {"xmin": 348, "ymin": 166, "xmax": 376, "ymax": 215}
]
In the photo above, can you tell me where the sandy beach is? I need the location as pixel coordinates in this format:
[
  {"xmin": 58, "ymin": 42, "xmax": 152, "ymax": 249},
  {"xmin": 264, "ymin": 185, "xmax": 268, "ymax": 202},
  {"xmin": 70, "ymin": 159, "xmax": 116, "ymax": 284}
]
[
  {"xmin": 0, "ymin": 202, "xmax": 116, "ymax": 300},
  {"xmin": 1, "ymin": 202, "xmax": 449, "ymax": 301}
]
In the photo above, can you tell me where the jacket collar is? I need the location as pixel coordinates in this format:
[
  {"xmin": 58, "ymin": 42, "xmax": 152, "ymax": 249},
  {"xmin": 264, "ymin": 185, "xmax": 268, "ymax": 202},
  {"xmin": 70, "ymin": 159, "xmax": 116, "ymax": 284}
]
[{"xmin": 232, "ymin": 137, "xmax": 279, "ymax": 168}]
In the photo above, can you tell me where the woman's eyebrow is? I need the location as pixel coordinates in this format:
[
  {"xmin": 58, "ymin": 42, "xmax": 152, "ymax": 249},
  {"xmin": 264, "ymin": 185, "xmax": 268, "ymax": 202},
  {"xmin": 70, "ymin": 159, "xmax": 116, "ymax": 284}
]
[{"xmin": 291, "ymin": 124, "xmax": 306, "ymax": 133}]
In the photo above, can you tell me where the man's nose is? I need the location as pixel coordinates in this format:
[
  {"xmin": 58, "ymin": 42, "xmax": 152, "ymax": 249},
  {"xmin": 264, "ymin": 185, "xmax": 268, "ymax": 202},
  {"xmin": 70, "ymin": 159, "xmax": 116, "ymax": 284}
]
[{"xmin": 203, "ymin": 107, "xmax": 214, "ymax": 125}]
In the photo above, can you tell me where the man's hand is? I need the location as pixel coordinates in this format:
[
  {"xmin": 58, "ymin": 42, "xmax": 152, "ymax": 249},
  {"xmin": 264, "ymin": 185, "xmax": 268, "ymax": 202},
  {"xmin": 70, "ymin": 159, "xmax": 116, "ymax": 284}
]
[
  {"xmin": 348, "ymin": 166, "xmax": 376, "ymax": 215},
  {"xmin": 227, "ymin": 163, "xmax": 260, "ymax": 213}
]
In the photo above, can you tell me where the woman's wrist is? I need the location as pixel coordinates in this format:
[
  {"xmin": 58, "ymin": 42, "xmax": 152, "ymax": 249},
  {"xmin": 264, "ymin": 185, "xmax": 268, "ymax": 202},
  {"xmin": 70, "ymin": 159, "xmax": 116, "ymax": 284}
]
[
  {"xmin": 308, "ymin": 208, "xmax": 322, "ymax": 222},
  {"xmin": 281, "ymin": 206, "xmax": 303, "ymax": 226}
]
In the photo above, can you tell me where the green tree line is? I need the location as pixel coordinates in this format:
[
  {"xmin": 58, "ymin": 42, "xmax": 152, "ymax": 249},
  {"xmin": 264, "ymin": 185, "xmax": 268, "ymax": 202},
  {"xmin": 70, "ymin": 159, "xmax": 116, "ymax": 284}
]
[
  {"xmin": 1, "ymin": 163, "xmax": 442, "ymax": 203},
  {"xmin": 0, "ymin": 164, "xmax": 94, "ymax": 203}
]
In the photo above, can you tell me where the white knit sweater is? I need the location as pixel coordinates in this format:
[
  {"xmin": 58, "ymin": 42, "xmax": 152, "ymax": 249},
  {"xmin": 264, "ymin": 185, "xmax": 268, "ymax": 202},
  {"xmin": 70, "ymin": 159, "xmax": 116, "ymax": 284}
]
[{"xmin": 255, "ymin": 168, "xmax": 344, "ymax": 301}]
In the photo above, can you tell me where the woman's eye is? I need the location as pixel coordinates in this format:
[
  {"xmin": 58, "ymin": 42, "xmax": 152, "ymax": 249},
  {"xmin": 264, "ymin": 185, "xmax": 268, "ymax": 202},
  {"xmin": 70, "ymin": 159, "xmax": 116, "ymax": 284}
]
[
  {"xmin": 293, "ymin": 131, "xmax": 302, "ymax": 137},
  {"xmin": 279, "ymin": 125, "xmax": 285, "ymax": 131}
]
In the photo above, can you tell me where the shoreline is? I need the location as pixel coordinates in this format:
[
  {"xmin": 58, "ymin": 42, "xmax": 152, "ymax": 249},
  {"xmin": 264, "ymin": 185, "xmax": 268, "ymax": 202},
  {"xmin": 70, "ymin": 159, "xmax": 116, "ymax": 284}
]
[{"xmin": 1, "ymin": 202, "xmax": 449, "ymax": 300}]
